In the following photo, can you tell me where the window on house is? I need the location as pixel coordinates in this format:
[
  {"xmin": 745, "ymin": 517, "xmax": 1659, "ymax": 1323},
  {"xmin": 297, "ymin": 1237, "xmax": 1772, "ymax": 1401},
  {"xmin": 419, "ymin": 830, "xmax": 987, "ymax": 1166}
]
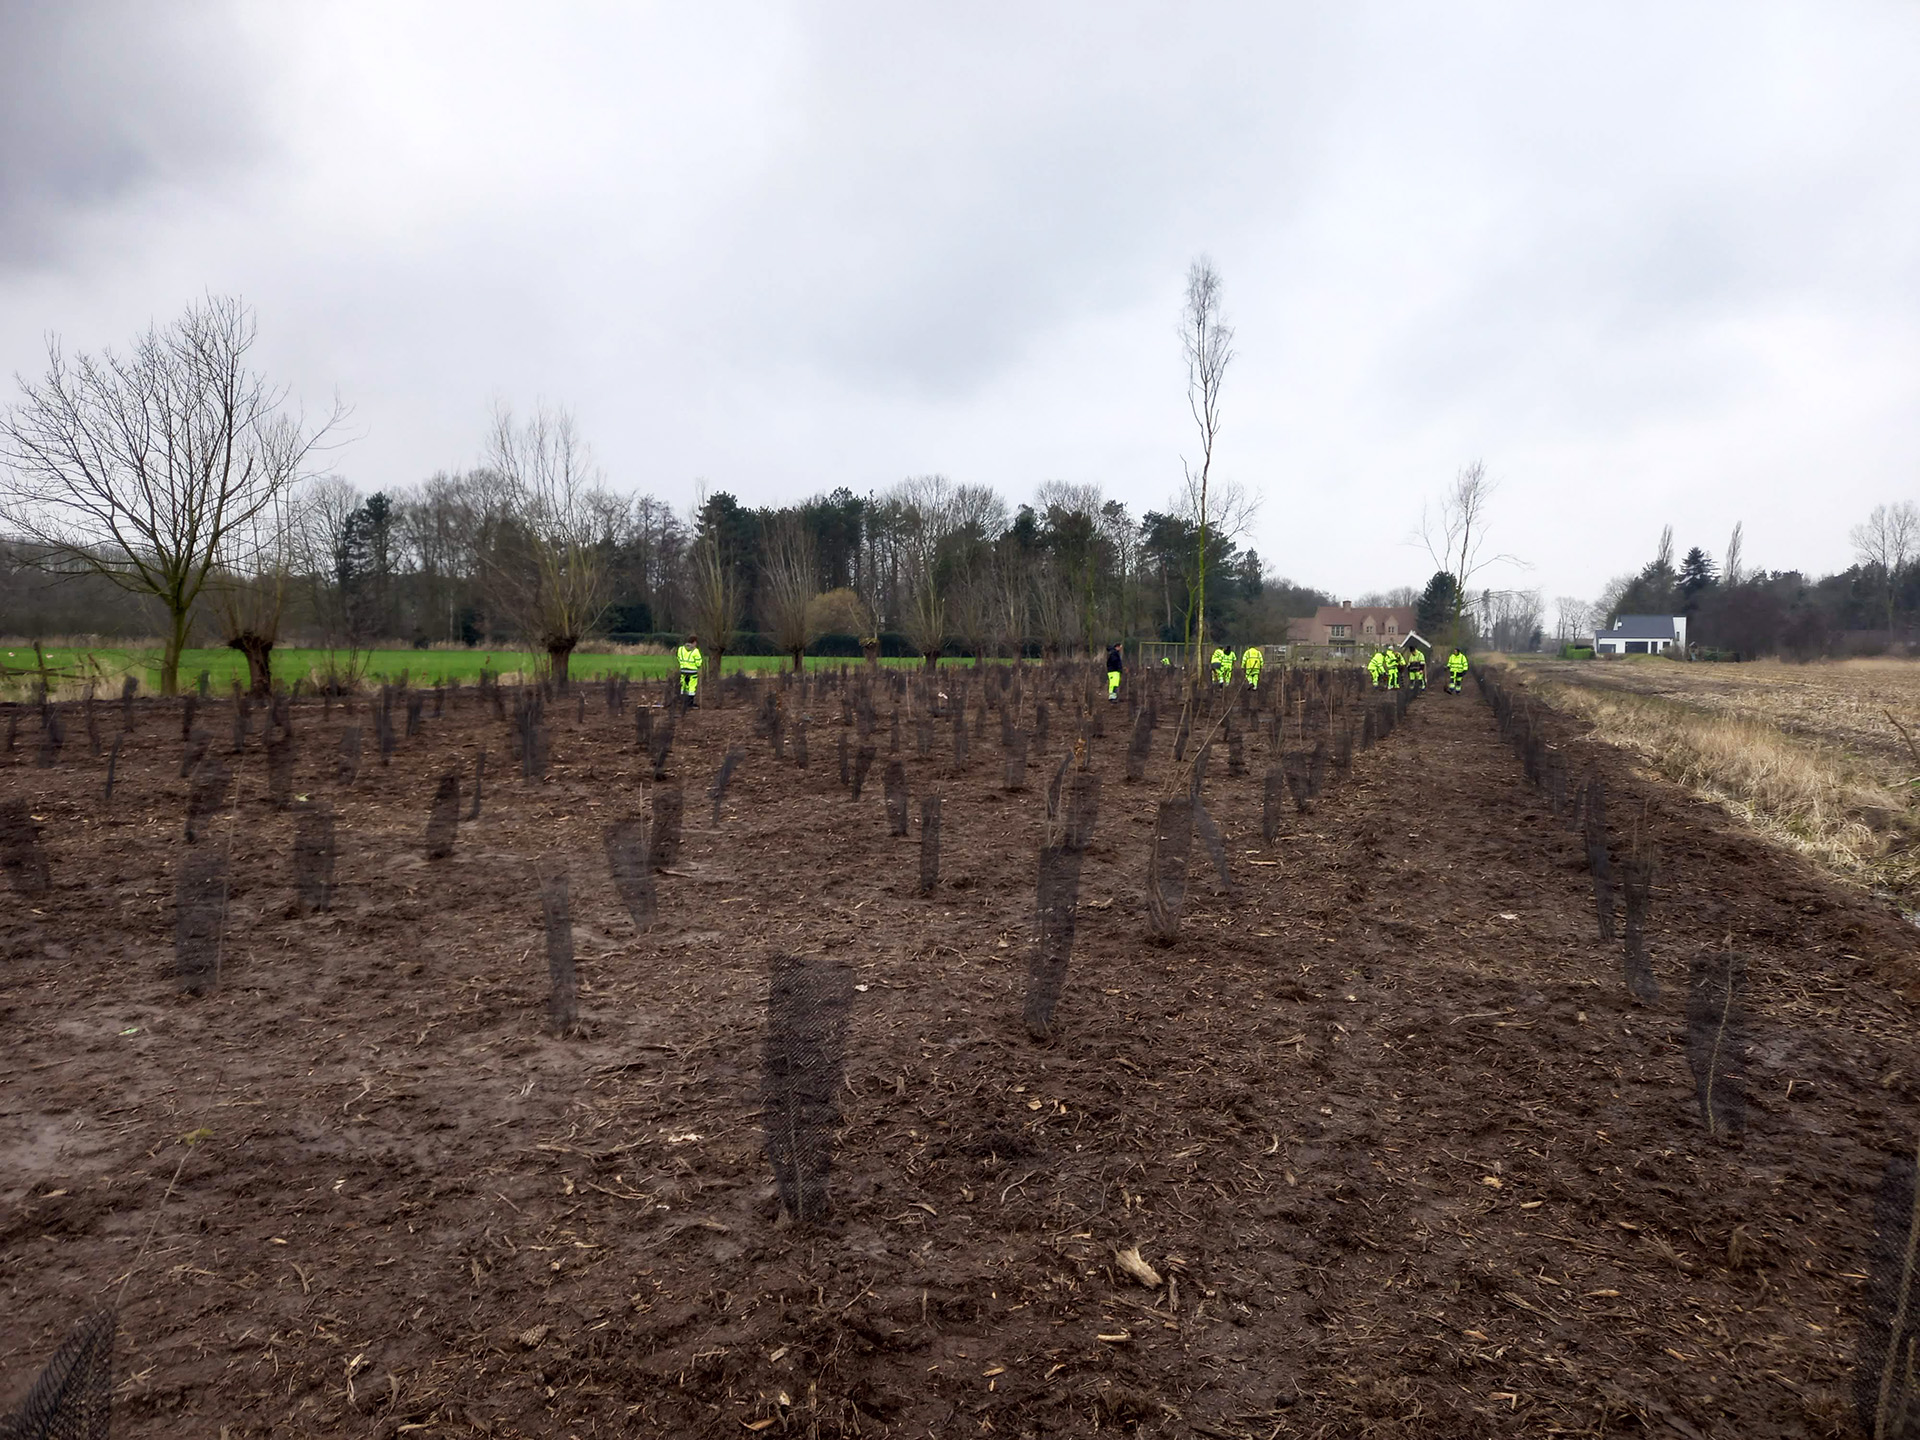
[{"xmin": 1329, "ymin": 624, "xmax": 1349, "ymax": 638}]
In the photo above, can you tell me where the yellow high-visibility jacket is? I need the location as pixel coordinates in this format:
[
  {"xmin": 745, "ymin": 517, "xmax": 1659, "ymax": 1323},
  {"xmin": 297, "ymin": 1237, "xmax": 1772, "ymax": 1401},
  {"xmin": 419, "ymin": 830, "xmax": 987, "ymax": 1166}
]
[{"xmin": 677, "ymin": 643, "xmax": 702, "ymax": 673}]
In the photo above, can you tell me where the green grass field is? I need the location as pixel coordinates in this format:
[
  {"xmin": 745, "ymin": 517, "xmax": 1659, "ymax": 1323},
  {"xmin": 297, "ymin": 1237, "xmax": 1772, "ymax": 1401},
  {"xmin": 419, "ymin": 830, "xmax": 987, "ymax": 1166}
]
[{"xmin": 0, "ymin": 644, "xmax": 979, "ymax": 697}]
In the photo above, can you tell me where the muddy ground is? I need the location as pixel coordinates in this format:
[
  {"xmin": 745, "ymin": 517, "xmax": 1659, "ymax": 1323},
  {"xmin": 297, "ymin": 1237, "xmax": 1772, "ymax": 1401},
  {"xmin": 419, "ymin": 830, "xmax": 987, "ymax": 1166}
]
[{"xmin": 2, "ymin": 668, "xmax": 1916, "ymax": 1438}]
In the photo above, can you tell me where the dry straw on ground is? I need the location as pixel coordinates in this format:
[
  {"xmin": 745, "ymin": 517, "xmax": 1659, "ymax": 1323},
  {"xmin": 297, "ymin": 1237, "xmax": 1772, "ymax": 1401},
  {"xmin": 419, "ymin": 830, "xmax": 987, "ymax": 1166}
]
[{"xmin": 1499, "ymin": 655, "xmax": 1920, "ymax": 908}]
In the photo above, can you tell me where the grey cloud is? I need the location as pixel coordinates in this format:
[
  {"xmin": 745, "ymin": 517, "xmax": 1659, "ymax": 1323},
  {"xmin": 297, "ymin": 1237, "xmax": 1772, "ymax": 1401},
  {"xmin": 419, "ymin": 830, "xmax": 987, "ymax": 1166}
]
[{"xmin": 0, "ymin": 1, "xmax": 263, "ymax": 267}]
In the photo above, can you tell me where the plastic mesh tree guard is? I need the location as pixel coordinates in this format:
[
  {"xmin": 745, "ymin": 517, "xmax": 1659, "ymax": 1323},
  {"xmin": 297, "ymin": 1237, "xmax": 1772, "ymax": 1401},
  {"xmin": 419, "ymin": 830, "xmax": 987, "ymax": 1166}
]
[
  {"xmin": 1686, "ymin": 949, "xmax": 1748, "ymax": 1139},
  {"xmin": 1262, "ymin": 768, "xmax": 1284, "ymax": 846},
  {"xmin": 540, "ymin": 870, "xmax": 578, "ymax": 1035},
  {"xmin": 103, "ymin": 734, "xmax": 123, "ymax": 805},
  {"xmin": 0, "ymin": 801, "xmax": 52, "ymax": 897},
  {"xmin": 1193, "ymin": 802, "xmax": 1234, "ymax": 894},
  {"xmin": 851, "ymin": 742, "xmax": 876, "ymax": 800},
  {"xmin": 1857, "ymin": 1140, "xmax": 1920, "ymax": 1440},
  {"xmin": 1125, "ymin": 709, "xmax": 1152, "ymax": 782},
  {"xmin": 425, "ymin": 773, "xmax": 461, "ymax": 859},
  {"xmin": 951, "ymin": 706, "xmax": 967, "ymax": 768},
  {"xmin": 174, "ymin": 848, "xmax": 229, "ymax": 995},
  {"xmin": 650, "ymin": 786, "xmax": 684, "ymax": 871},
  {"xmin": 266, "ymin": 730, "xmax": 295, "ymax": 810},
  {"xmin": 709, "ymin": 749, "xmax": 743, "ymax": 826},
  {"xmin": 634, "ymin": 706, "xmax": 653, "ymax": 754},
  {"xmin": 293, "ymin": 805, "xmax": 335, "ymax": 916},
  {"xmin": 1004, "ymin": 732, "xmax": 1029, "ymax": 791},
  {"xmin": 761, "ymin": 952, "xmax": 855, "ymax": 1223},
  {"xmin": 184, "ymin": 756, "xmax": 232, "ymax": 843},
  {"xmin": 603, "ymin": 818, "xmax": 656, "ymax": 931},
  {"xmin": 1146, "ymin": 798, "xmax": 1193, "ymax": 942},
  {"xmin": 793, "ymin": 717, "xmax": 809, "ymax": 769},
  {"xmin": 918, "ymin": 797, "xmax": 941, "ymax": 895},
  {"xmin": 336, "ymin": 726, "xmax": 362, "ymax": 786},
  {"xmin": 468, "ymin": 751, "xmax": 486, "ymax": 820},
  {"xmin": 884, "ymin": 758, "xmax": 910, "ymax": 836},
  {"xmin": 649, "ymin": 709, "xmax": 676, "ymax": 781},
  {"xmin": 179, "ymin": 729, "xmax": 211, "ymax": 779},
  {"xmin": 1621, "ymin": 844, "xmax": 1659, "ymax": 1003},
  {"xmin": 1025, "ymin": 845, "xmax": 1086, "ymax": 1040},
  {"xmin": 1585, "ymin": 774, "xmax": 1615, "ymax": 942},
  {"xmin": 0, "ymin": 1308, "xmax": 115, "ymax": 1440}
]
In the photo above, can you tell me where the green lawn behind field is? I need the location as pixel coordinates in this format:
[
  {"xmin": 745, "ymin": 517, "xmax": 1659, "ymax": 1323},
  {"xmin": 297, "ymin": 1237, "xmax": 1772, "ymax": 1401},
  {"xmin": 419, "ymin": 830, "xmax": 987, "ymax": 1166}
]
[{"xmin": 0, "ymin": 644, "xmax": 980, "ymax": 697}]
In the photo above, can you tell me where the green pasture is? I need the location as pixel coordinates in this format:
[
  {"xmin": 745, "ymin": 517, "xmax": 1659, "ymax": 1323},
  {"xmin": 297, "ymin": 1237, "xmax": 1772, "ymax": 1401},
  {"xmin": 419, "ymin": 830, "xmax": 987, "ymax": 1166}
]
[{"xmin": 0, "ymin": 644, "xmax": 989, "ymax": 698}]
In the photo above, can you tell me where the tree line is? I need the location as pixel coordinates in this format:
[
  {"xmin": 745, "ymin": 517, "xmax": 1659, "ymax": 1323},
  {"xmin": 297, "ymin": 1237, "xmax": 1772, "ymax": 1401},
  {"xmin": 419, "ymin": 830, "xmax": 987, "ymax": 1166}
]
[{"xmin": 0, "ymin": 293, "xmax": 1328, "ymax": 693}]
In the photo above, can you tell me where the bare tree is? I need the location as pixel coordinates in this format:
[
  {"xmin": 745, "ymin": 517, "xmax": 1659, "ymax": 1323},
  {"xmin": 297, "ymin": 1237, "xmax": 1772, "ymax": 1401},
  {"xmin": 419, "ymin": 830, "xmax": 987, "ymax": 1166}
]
[
  {"xmin": 212, "ymin": 486, "xmax": 302, "ymax": 694},
  {"xmin": 1851, "ymin": 501, "xmax": 1919, "ymax": 639},
  {"xmin": 1180, "ymin": 258, "xmax": 1234, "ymax": 669},
  {"xmin": 483, "ymin": 406, "xmax": 613, "ymax": 687},
  {"xmin": 686, "ymin": 488, "xmax": 741, "ymax": 700},
  {"xmin": 761, "ymin": 518, "xmax": 820, "ymax": 673},
  {"xmin": 0, "ymin": 296, "xmax": 340, "ymax": 694},
  {"xmin": 1477, "ymin": 588, "xmax": 1545, "ymax": 652},
  {"xmin": 1722, "ymin": 520, "xmax": 1745, "ymax": 588},
  {"xmin": 1416, "ymin": 461, "xmax": 1520, "ymax": 642},
  {"xmin": 1553, "ymin": 596, "xmax": 1597, "ymax": 644}
]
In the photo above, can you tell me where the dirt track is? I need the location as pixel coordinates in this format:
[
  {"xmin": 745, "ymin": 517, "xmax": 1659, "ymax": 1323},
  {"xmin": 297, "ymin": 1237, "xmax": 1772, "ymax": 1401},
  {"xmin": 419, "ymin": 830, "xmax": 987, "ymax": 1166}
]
[{"xmin": 2, "ymin": 673, "xmax": 1916, "ymax": 1438}]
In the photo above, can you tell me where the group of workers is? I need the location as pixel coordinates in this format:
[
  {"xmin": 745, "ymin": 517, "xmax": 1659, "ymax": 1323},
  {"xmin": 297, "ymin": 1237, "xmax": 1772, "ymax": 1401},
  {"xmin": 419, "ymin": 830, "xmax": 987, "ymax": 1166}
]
[
  {"xmin": 1366, "ymin": 645, "xmax": 1469, "ymax": 693},
  {"xmin": 680, "ymin": 633, "xmax": 1467, "ymax": 704}
]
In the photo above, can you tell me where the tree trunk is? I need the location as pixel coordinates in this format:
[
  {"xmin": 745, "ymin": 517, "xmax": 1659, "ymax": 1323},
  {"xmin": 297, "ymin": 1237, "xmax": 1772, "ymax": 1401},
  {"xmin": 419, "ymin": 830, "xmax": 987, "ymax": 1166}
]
[
  {"xmin": 790, "ymin": 647, "xmax": 805, "ymax": 674},
  {"xmin": 549, "ymin": 641, "xmax": 574, "ymax": 689},
  {"xmin": 161, "ymin": 609, "xmax": 190, "ymax": 696},
  {"xmin": 708, "ymin": 648, "xmax": 726, "ymax": 705},
  {"xmin": 230, "ymin": 635, "xmax": 274, "ymax": 696},
  {"xmin": 922, "ymin": 650, "xmax": 940, "ymax": 673}
]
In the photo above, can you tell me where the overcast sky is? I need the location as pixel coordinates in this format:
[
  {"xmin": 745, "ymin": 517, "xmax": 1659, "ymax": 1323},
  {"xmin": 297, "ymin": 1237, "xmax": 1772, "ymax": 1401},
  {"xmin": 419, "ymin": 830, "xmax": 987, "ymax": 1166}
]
[{"xmin": 2, "ymin": 2, "xmax": 1917, "ymax": 607}]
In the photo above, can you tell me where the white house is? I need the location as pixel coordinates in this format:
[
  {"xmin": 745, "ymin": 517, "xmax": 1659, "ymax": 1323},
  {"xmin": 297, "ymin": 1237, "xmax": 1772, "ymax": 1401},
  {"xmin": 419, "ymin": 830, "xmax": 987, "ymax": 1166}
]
[{"xmin": 1595, "ymin": 614, "xmax": 1687, "ymax": 655}]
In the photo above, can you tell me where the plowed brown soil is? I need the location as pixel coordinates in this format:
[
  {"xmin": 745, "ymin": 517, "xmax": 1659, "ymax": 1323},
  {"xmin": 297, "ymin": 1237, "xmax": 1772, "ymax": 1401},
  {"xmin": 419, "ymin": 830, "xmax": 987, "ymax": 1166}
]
[{"xmin": 2, "ymin": 674, "xmax": 1916, "ymax": 1439}]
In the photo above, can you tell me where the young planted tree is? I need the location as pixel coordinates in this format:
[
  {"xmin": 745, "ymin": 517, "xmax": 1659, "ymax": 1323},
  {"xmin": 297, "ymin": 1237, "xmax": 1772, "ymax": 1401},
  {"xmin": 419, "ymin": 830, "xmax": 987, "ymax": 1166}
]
[
  {"xmin": 0, "ymin": 296, "xmax": 340, "ymax": 694},
  {"xmin": 484, "ymin": 406, "xmax": 614, "ymax": 688}
]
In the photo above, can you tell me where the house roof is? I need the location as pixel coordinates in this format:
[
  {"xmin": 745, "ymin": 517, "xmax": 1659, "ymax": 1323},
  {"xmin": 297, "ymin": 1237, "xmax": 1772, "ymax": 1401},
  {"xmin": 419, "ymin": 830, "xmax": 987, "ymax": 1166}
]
[{"xmin": 1601, "ymin": 615, "xmax": 1681, "ymax": 640}]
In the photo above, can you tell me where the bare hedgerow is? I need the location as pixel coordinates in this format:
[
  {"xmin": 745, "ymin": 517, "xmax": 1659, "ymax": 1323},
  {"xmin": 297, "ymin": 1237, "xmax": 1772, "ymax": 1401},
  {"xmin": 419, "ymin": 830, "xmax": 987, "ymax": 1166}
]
[{"xmin": 762, "ymin": 952, "xmax": 855, "ymax": 1223}]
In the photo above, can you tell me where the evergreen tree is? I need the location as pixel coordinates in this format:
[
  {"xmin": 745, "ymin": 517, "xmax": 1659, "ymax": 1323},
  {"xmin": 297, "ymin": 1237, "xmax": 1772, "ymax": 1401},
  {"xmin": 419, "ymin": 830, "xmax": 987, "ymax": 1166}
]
[
  {"xmin": 1417, "ymin": 571, "xmax": 1460, "ymax": 637},
  {"xmin": 1678, "ymin": 546, "xmax": 1717, "ymax": 599}
]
